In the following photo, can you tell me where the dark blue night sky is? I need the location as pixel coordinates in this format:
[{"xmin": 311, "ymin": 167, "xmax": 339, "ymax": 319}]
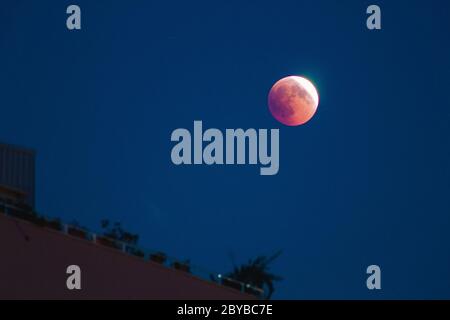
[{"xmin": 1, "ymin": 0, "xmax": 450, "ymax": 299}]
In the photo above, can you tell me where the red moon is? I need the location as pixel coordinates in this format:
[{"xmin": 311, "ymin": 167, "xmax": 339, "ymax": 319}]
[{"xmin": 268, "ymin": 76, "xmax": 319, "ymax": 126}]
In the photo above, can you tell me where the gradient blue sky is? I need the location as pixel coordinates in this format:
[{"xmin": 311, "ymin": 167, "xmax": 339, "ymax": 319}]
[{"xmin": 1, "ymin": 0, "xmax": 450, "ymax": 299}]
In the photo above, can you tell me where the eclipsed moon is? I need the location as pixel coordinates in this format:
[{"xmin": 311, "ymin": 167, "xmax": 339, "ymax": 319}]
[{"xmin": 268, "ymin": 76, "xmax": 319, "ymax": 126}]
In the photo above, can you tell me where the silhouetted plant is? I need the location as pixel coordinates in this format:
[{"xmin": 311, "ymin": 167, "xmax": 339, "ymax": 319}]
[
  {"xmin": 150, "ymin": 251, "xmax": 167, "ymax": 264},
  {"xmin": 173, "ymin": 259, "xmax": 191, "ymax": 273},
  {"xmin": 129, "ymin": 248, "xmax": 145, "ymax": 258},
  {"xmin": 100, "ymin": 219, "xmax": 139, "ymax": 245},
  {"xmin": 45, "ymin": 217, "xmax": 62, "ymax": 231},
  {"xmin": 226, "ymin": 250, "xmax": 283, "ymax": 299}
]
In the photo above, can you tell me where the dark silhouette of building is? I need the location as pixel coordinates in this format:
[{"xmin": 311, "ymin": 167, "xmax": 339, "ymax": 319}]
[{"xmin": 0, "ymin": 143, "xmax": 35, "ymax": 208}]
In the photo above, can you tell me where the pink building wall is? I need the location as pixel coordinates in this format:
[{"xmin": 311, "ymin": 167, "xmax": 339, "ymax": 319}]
[{"xmin": 0, "ymin": 214, "xmax": 254, "ymax": 300}]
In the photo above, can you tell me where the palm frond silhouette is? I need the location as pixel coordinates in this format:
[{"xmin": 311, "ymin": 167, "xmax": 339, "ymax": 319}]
[{"xmin": 227, "ymin": 250, "xmax": 282, "ymax": 299}]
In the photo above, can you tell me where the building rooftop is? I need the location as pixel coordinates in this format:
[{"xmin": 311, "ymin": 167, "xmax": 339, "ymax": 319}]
[{"xmin": 0, "ymin": 200, "xmax": 263, "ymax": 299}]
